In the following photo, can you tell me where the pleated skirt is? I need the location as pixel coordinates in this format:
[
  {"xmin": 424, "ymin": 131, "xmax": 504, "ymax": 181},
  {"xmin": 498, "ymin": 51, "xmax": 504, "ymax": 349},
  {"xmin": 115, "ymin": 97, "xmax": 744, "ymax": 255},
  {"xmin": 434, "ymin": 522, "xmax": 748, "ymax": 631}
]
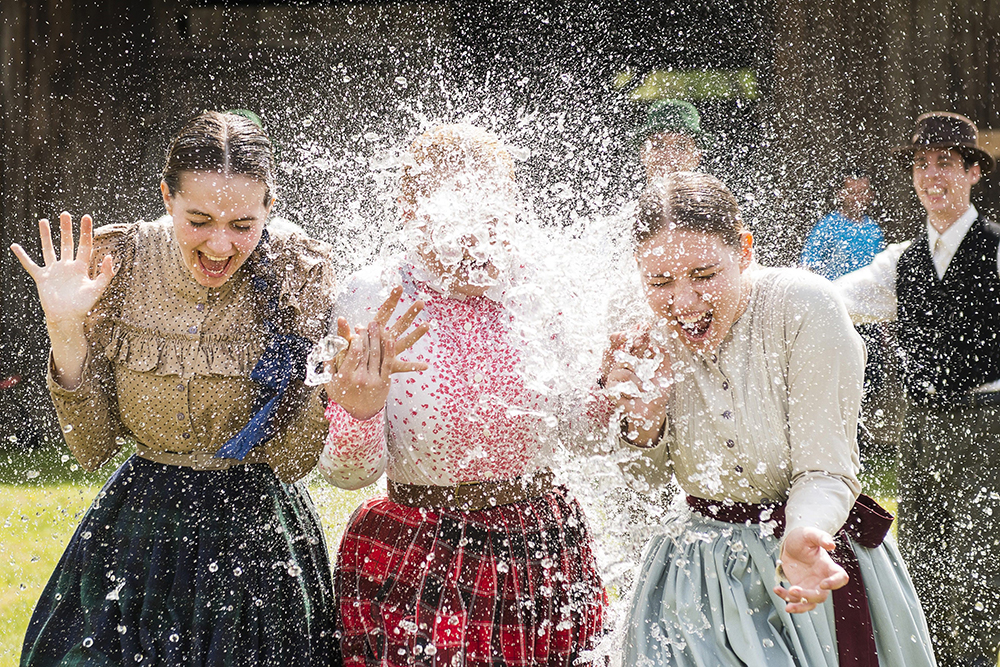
[
  {"xmin": 623, "ymin": 509, "xmax": 937, "ymax": 666},
  {"xmin": 21, "ymin": 455, "xmax": 339, "ymax": 667},
  {"xmin": 335, "ymin": 486, "xmax": 606, "ymax": 667}
]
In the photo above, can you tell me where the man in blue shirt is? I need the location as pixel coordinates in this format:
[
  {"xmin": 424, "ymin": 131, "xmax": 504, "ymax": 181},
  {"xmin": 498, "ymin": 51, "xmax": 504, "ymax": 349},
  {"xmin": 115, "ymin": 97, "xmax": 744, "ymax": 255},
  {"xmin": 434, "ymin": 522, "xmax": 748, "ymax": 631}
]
[{"xmin": 801, "ymin": 169, "xmax": 885, "ymax": 279}]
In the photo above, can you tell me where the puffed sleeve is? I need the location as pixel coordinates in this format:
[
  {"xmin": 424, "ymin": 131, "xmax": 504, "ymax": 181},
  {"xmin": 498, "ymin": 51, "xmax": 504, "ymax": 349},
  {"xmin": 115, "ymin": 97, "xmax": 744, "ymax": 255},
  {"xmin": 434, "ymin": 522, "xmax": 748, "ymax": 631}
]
[
  {"xmin": 256, "ymin": 230, "xmax": 339, "ymax": 483},
  {"xmin": 780, "ymin": 271, "xmax": 864, "ymax": 536},
  {"xmin": 47, "ymin": 223, "xmax": 135, "ymax": 471}
]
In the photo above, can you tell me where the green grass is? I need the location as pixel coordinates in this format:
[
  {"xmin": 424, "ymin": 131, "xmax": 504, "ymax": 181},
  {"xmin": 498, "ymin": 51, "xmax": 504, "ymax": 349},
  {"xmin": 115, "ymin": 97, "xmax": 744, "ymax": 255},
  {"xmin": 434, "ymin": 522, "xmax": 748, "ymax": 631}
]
[{"xmin": 0, "ymin": 442, "xmax": 376, "ymax": 667}]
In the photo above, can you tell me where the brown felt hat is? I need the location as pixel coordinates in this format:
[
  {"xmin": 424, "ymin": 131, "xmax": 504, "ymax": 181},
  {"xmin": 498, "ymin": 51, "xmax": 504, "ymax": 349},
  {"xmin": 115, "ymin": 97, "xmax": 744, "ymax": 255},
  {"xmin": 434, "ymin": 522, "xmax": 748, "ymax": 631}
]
[{"xmin": 892, "ymin": 111, "xmax": 995, "ymax": 174}]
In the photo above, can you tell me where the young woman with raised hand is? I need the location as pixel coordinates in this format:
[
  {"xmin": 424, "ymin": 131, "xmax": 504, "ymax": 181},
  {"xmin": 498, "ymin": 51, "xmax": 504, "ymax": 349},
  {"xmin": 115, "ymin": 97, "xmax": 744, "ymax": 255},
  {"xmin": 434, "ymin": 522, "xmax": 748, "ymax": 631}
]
[
  {"xmin": 10, "ymin": 110, "xmax": 422, "ymax": 666},
  {"xmin": 318, "ymin": 123, "xmax": 606, "ymax": 667},
  {"xmin": 606, "ymin": 171, "xmax": 935, "ymax": 666}
]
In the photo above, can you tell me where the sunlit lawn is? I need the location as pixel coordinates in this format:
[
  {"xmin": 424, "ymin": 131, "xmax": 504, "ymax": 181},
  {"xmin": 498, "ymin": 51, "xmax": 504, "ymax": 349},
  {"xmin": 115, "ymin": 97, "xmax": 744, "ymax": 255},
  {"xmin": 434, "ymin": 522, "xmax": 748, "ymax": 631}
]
[
  {"xmin": 0, "ymin": 442, "xmax": 899, "ymax": 667},
  {"xmin": 0, "ymin": 442, "xmax": 377, "ymax": 667}
]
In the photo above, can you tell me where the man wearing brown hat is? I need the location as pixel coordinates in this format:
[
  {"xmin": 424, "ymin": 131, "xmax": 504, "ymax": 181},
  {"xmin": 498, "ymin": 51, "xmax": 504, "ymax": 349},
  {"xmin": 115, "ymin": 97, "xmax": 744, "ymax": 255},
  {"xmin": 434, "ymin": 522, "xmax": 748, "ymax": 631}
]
[{"xmin": 836, "ymin": 111, "xmax": 999, "ymax": 666}]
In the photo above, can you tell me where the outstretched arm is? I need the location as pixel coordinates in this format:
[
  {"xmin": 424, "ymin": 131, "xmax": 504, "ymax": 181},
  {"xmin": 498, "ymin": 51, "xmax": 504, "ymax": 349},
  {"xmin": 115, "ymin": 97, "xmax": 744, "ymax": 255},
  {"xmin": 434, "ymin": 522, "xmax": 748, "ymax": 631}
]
[{"xmin": 10, "ymin": 212, "xmax": 115, "ymax": 389}]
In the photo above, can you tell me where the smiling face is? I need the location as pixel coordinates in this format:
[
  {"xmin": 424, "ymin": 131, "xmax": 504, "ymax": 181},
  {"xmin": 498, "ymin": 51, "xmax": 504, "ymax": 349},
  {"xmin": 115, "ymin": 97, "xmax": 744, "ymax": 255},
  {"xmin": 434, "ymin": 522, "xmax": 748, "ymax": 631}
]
[
  {"xmin": 636, "ymin": 227, "xmax": 753, "ymax": 353},
  {"xmin": 161, "ymin": 171, "xmax": 272, "ymax": 288},
  {"xmin": 912, "ymin": 147, "xmax": 981, "ymax": 232}
]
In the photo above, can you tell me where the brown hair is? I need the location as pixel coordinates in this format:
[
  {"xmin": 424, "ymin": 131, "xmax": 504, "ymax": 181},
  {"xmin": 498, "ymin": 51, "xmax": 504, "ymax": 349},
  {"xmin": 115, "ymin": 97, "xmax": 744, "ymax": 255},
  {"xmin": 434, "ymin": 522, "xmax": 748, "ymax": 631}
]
[
  {"xmin": 634, "ymin": 171, "xmax": 743, "ymax": 247},
  {"xmin": 400, "ymin": 124, "xmax": 515, "ymax": 206},
  {"xmin": 161, "ymin": 110, "xmax": 275, "ymax": 204}
]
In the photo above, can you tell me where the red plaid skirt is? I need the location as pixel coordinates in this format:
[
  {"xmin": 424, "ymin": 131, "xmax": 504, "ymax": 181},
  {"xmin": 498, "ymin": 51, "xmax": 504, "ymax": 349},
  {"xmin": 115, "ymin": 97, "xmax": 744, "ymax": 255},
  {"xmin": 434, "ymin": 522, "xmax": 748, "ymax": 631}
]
[{"xmin": 334, "ymin": 485, "xmax": 606, "ymax": 666}]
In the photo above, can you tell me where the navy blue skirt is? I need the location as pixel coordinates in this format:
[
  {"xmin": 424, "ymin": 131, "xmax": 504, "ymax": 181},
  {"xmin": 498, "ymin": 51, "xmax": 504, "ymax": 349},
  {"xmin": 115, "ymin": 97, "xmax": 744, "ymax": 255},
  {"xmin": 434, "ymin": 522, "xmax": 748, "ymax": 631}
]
[{"xmin": 21, "ymin": 455, "xmax": 340, "ymax": 666}]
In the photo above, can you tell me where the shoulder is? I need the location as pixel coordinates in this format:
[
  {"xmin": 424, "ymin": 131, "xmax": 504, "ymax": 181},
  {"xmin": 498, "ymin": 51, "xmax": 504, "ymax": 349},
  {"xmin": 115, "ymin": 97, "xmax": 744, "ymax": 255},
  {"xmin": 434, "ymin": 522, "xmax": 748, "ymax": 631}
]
[
  {"xmin": 259, "ymin": 223, "xmax": 338, "ymax": 340},
  {"xmin": 753, "ymin": 266, "xmax": 846, "ymax": 319},
  {"xmin": 90, "ymin": 218, "xmax": 173, "ymax": 277},
  {"xmin": 980, "ymin": 217, "xmax": 1000, "ymax": 242}
]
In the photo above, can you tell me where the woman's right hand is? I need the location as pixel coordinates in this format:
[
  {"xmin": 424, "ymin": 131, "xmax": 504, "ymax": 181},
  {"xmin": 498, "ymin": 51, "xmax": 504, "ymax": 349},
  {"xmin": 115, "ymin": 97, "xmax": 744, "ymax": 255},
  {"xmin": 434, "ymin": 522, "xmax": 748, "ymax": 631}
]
[
  {"xmin": 10, "ymin": 213, "xmax": 115, "ymax": 388},
  {"xmin": 600, "ymin": 327, "xmax": 672, "ymax": 447},
  {"xmin": 324, "ymin": 286, "xmax": 429, "ymax": 421},
  {"xmin": 10, "ymin": 213, "xmax": 115, "ymax": 329}
]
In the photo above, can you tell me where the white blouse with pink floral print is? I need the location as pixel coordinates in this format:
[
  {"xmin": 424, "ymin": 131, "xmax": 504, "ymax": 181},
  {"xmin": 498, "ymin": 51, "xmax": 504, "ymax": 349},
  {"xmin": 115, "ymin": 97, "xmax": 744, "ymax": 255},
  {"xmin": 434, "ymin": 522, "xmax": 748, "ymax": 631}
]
[{"xmin": 319, "ymin": 261, "xmax": 564, "ymax": 489}]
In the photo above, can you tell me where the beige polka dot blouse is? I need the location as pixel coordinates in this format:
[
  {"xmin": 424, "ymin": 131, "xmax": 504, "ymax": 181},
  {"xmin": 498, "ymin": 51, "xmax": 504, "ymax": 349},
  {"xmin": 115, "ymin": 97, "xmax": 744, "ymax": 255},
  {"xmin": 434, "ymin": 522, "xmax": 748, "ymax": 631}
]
[{"xmin": 47, "ymin": 217, "xmax": 336, "ymax": 483}]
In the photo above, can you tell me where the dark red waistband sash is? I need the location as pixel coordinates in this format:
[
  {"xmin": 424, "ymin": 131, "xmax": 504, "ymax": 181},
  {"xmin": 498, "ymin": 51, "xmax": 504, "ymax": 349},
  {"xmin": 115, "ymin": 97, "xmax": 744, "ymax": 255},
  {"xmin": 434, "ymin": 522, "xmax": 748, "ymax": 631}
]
[{"xmin": 686, "ymin": 494, "xmax": 893, "ymax": 667}]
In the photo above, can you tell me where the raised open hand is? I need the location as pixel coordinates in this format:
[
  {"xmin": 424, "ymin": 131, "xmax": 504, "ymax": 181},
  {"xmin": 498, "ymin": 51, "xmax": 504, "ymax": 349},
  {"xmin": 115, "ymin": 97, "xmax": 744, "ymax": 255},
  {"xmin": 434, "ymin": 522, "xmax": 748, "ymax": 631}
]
[
  {"xmin": 773, "ymin": 527, "xmax": 850, "ymax": 614},
  {"xmin": 10, "ymin": 213, "xmax": 115, "ymax": 388},
  {"xmin": 10, "ymin": 212, "xmax": 115, "ymax": 329},
  {"xmin": 325, "ymin": 286, "xmax": 430, "ymax": 420}
]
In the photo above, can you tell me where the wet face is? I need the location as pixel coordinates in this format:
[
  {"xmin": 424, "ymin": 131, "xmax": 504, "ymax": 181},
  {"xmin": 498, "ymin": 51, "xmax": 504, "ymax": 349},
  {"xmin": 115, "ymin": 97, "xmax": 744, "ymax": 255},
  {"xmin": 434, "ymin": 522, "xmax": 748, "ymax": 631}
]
[
  {"xmin": 162, "ymin": 171, "xmax": 272, "ymax": 288},
  {"xmin": 838, "ymin": 176, "xmax": 873, "ymax": 218},
  {"xmin": 406, "ymin": 170, "xmax": 510, "ymax": 298},
  {"xmin": 640, "ymin": 133, "xmax": 701, "ymax": 180},
  {"xmin": 636, "ymin": 227, "xmax": 752, "ymax": 353},
  {"xmin": 912, "ymin": 148, "xmax": 980, "ymax": 230}
]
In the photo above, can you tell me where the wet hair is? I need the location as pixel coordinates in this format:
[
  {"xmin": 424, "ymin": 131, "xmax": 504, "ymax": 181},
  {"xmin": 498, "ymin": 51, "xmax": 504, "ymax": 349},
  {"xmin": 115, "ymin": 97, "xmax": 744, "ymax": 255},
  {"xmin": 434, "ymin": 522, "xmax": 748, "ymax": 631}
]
[
  {"xmin": 161, "ymin": 110, "xmax": 275, "ymax": 204},
  {"xmin": 400, "ymin": 123, "xmax": 515, "ymax": 206},
  {"xmin": 634, "ymin": 171, "xmax": 743, "ymax": 248}
]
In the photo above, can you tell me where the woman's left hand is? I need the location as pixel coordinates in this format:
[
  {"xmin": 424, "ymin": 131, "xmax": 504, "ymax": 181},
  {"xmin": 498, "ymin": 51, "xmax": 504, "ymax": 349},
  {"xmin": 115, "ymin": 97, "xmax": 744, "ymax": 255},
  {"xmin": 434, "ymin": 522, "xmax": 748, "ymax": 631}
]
[
  {"xmin": 324, "ymin": 286, "xmax": 429, "ymax": 421},
  {"xmin": 773, "ymin": 526, "xmax": 849, "ymax": 614}
]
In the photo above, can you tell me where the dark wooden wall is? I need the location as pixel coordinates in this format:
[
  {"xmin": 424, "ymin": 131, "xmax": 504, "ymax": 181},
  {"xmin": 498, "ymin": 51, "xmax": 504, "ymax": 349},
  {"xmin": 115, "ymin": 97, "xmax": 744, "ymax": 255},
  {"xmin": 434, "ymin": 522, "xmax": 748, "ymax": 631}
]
[
  {"xmin": 2, "ymin": 0, "xmax": 999, "ymax": 438},
  {"xmin": 763, "ymin": 0, "xmax": 1000, "ymax": 251}
]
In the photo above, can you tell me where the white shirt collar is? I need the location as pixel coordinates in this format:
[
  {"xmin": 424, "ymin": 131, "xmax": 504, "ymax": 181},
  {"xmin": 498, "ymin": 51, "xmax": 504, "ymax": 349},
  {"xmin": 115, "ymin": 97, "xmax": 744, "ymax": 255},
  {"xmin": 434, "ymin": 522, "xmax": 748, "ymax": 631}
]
[
  {"xmin": 927, "ymin": 205, "xmax": 978, "ymax": 254},
  {"xmin": 926, "ymin": 205, "xmax": 978, "ymax": 278}
]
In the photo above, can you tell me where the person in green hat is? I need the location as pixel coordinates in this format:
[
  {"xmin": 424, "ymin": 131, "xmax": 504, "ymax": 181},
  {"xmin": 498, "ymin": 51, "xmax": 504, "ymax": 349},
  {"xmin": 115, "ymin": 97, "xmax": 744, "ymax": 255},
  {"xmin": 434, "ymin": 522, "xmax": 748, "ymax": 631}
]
[{"xmin": 636, "ymin": 99, "xmax": 713, "ymax": 183}]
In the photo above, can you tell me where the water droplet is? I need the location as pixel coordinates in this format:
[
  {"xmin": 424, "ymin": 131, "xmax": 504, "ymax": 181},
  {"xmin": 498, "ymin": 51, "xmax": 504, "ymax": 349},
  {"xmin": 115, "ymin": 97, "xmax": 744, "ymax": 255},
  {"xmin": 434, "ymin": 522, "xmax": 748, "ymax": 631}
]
[
  {"xmin": 233, "ymin": 567, "xmax": 243, "ymax": 577},
  {"xmin": 82, "ymin": 637, "xmax": 94, "ymax": 648},
  {"xmin": 60, "ymin": 454, "xmax": 70, "ymax": 463},
  {"xmin": 63, "ymin": 424, "xmax": 73, "ymax": 433},
  {"xmin": 25, "ymin": 470, "xmax": 39, "ymax": 479},
  {"xmin": 975, "ymin": 601, "xmax": 985, "ymax": 612},
  {"xmin": 424, "ymin": 644, "xmax": 437, "ymax": 656},
  {"xmin": 169, "ymin": 633, "xmax": 180, "ymax": 643},
  {"xmin": 134, "ymin": 653, "xmax": 143, "ymax": 662},
  {"xmin": 82, "ymin": 531, "xmax": 92, "ymax": 540},
  {"xmin": 762, "ymin": 638, "xmax": 774, "ymax": 648},
  {"xmin": 394, "ymin": 76, "xmax": 407, "ymax": 87},
  {"xmin": 117, "ymin": 624, "xmax": 127, "ymax": 634},
  {"xmin": 208, "ymin": 562, "xmax": 219, "ymax": 573},
  {"xmin": 287, "ymin": 563, "xmax": 302, "ymax": 577}
]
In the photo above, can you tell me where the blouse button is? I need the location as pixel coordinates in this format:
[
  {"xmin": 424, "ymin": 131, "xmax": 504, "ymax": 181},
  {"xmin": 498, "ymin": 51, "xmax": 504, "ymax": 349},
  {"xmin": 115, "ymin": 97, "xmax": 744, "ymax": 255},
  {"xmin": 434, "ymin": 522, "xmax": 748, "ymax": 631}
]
[
  {"xmin": 726, "ymin": 439, "xmax": 735, "ymax": 448},
  {"xmin": 188, "ymin": 326, "xmax": 198, "ymax": 334},
  {"xmin": 710, "ymin": 354, "xmax": 718, "ymax": 363},
  {"xmin": 473, "ymin": 373, "xmax": 484, "ymax": 383},
  {"xmin": 177, "ymin": 413, "xmax": 185, "ymax": 421},
  {"xmin": 722, "ymin": 380, "xmax": 729, "ymax": 390},
  {"xmin": 177, "ymin": 384, "xmax": 184, "ymax": 392},
  {"xmin": 735, "ymin": 465, "xmax": 743, "ymax": 473},
  {"xmin": 463, "ymin": 322, "xmax": 473, "ymax": 332},
  {"xmin": 722, "ymin": 410, "xmax": 733, "ymax": 420},
  {"xmin": 182, "ymin": 432, "xmax": 191, "ymax": 439},
  {"xmin": 196, "ymin": 303, "xmax": 205, "ymax": 312}
]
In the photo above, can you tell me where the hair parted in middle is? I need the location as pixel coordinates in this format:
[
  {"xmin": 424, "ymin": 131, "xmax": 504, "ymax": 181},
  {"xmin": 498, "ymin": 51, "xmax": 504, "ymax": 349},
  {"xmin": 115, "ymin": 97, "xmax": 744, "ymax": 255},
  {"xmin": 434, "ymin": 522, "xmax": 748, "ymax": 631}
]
[
  {"xmin": 400, "ymin": 124, "xmax": 516, "ymax": 208},
  {"xmin": 162, "ymin": 110, "xmax": 276, "ymax": 205},
  {"xmin": 634, "ymin": 171, "xmax": 743, "ymax": 248}
]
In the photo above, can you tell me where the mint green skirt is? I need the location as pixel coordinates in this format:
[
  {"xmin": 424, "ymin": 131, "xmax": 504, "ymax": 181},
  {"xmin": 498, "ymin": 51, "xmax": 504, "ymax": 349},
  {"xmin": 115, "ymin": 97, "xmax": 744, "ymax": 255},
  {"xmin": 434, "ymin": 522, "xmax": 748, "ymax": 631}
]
[{"xmin": 622, "ymin": 509, "xmax": 937, "ymax": 666}]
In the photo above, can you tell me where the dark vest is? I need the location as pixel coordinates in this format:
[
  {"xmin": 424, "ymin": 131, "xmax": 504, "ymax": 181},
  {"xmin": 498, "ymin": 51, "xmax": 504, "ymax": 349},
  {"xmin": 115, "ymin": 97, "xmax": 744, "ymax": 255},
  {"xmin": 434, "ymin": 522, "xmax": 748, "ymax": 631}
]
[{"xmin": 896, "ymin": 216, "xmax": 1000, "ymax": 402}]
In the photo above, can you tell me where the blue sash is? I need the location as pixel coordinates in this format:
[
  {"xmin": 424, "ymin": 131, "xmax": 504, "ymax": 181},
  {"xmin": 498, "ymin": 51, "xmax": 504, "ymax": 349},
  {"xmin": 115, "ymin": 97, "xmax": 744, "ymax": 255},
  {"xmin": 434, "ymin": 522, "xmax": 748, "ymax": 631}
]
[{"xmin": 214, "ymin": 230, "xmax": 314, "ymax": 460}]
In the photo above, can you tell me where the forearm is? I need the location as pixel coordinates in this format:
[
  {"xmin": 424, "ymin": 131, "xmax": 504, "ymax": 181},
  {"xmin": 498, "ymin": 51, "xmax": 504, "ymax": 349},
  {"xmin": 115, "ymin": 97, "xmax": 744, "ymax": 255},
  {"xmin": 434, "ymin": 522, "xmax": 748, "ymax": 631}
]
[
  {"xmin": 48, "ymin": 320, "xmax": 89, "ymax": 390},
  {"xmin": 48, "ymin": 349, "xmax": 124, "ymax": 470},
  {"xmin": 319, "ymin": 402, "xmax": 387, "ymax": 490}
]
